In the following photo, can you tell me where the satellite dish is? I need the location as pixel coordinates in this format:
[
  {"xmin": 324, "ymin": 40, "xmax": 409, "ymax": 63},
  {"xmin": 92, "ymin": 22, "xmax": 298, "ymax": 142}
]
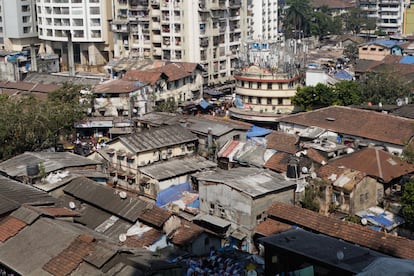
[
  {"xmin": 361, "ymin": 218, "xmax": 368, "ymax": 226},
  {"xmin": 301, "ymin": 167, "xmax": 308, "ymax": 174},
  {"xmin": 119, "ymin": 233, "xmax": 127, "ymax": 242},
  {"xmin": 69, "ymin": 202, "xmax": 76, "ymax": 210},
  {"xmin": 119, "ymin": 191, "xmax": 127, "ymax": 199},
  {"xmin": 396, "ymin": 98, "xmax": 403, "ymax": 106},
  {"xmin": 336, "ymin": 250, "xmax": 344, "ymax": 261},
  {"xmin": 311, "ymin": 172, "xmax": 317, "ymax": 179}
]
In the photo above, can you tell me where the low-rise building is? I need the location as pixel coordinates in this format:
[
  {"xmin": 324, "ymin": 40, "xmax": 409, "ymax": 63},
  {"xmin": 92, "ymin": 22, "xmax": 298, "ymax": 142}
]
[
  {"xmin": 193, "ymin": 167, "xmax": 296, "ymax": 253},
  {"xmin": 101, "ymin": 124, "xmax": 198, "ymax": 191}
]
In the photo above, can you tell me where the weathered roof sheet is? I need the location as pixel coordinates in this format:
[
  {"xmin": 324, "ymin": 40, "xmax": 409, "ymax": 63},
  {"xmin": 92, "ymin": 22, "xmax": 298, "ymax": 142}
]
[
  {"xmin": 170, "ymin": 219, "xmax": 206, "ymax": 246},
  {"xmin": 64, "ymin": 177, "xmax": 150, "ymax": 223},
  {"xmin": 42, "ymin": 234, "xmax": 95, "ymax": 276},
  {"xmin": 0, "ymin": 194, "xmax": 20, "ymax": 216},
  {"xmin": 326, "ymin": 147, "xmax": 414, "ymax": 183},
  {"xmin": 137, "ymin": 207, "xmax": 172, "ymax": 229},
  {"xmin": 392, "ymin": 104, "xmax": 414, "ymax": 119},
  {"xmin": 124, "ymin": 228, "xmax": 163, "ymax": 248},
  {"xmin": 254, "ymin": 218, "xmax": 292, "ymax": 237},
  {"xmin": 184, "ymin": 117, "xmax": 246, "ymax": 136},
  {"xmin": 115, "ymin": 124, "xmax": 198, "ymax": 153},
  {"xmin": 122, "ymin": 70, "xmax": 163, "ymax": 85},
  {"xmin": 234, "ymin": 144, "xmax": 267, "ymax": 167},
  {"xmin": 266, "ymin": 131, "xmax": 299, "ymax": 154},
  {"xmin": 134, "ymin": 112, "xmax": 182, "ymax": 126},
  {"xmin": 93, "ymin": 79, "xmax": 146, "ymax": 94},
  {"xmin": 264, "ymin": 152, "xmax": 291, "ymax": 173},
  {"xmin": 0, "ymin": 217, "xmax": 27, "ymax": 242},
  {"xmin": 279, "ymin": 106, "xmax": 414, "ymax": 146},
  {"xmin": 140, "ymin": 156, "xmax": 217, "ymax": 180},
  {"xmin": 0, "ymin": 175, "xmax": 56, "ymax": 206},
  {"xmin": 266, "ymin": 202, "xmax": 414, "ymax": 259},
  {"xmin": 194, "ymin": 167, "xmax": 296, "ymax": 198},
  {"xmin": 0, "ymin": 151, "xmax": 100, "ymax": 177}
]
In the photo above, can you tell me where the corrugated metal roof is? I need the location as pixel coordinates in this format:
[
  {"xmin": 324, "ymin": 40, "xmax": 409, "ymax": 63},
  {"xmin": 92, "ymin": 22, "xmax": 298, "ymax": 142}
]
[
  {"xmin": 11, "ymin": 206, "xmax": 41, "ymax": 225},
  {"xmin": 115, "ymin": 124, "xmax": 198, "ymax": 153},
  {"xmin": 184, "ymin": 117, "xmax": 238, "ymax": 136},
  {"xmin": 0, "ymin": 152, "xmax": 101, "ymax": 177},
  {"xmin": 64, "ymin": 177, "xmax": 150, "ymax": 223},
  {"xmin": 0, "ymin": 176, "xmax": 56, "ymax": 206},
  {"xmin": 194, "ymin": 167, "xmax": 296, "ymax": 198},
  {"xmin": 83, "ymin": 241, "xmax": 118, "ymax": 269},
  {"xmin": 0, "ymin": 194, "xmax": 20, "ymax": 215},
  {"xmin": 140, "ymin": 156, "xmax": 216, "ymax": 180}
]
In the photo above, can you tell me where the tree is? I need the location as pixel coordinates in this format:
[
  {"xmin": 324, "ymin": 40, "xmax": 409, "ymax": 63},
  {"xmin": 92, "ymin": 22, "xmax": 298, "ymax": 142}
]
[
  {"xmin": 292, "ymin": 83, "xmax": 335, "ymax": 111},
  {"xmin": 0, "ymin": 83, "xmax": 88, "ymax": 161},
  {"xmin": 301, "ymin": 185, "xmax": 320, "ymax": 212},
  {"xmin": 343, "ymin": 43, "xmax": 359, "ymax": 64},
  {"xmin": 402, "ymin": 179, "xmax": 414, "ymax": 227},
  {"xmin": 283, "ymin": 0, "xmax": 313, "ymax": 38},
  {"xmin": 155, "ymin": 98, "xmax": 178, "ymax": 113},
  {"xmin": 359, "ymin": 72, "xmax": 412, "ymax": 105},
  {"xmin": 332, "ymin": 80, "xmax": 363, "ymax": 106}
]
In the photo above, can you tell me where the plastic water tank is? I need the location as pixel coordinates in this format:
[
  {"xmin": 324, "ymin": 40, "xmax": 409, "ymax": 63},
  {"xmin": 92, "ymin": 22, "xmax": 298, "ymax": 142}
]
[{"xmin": 26, "ymin": 164, "xmax": 39, "ymax": 176}]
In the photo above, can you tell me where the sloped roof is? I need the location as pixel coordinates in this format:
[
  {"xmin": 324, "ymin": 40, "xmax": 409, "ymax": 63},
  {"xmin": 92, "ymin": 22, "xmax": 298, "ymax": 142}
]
[
  {"xmin": 147, "ymin": 62, "xmax": 201, "ymax": 81},
  {"xmin": 114, "ymin": 124, "xmax": 197, "ymax": 153},
  {"xmin": 0, "ymin": 217, "xmax": 27, "ymax": 242},
  {"xmin": 392, "ymin": 104, "xmax": 414, "ymax": 119},
  {"xmin": 0, "ymin": 175, "xmax": 56, "ymax": 206},
  {"xmin": 0, "ymin": 195, "xmax": 20, "ymax": 216},
  {"xmin": 0, "ymin": 81, "xmax": 59, "ymax": 93},
  {"xmin": 266, "ymin": 131, "xmax": 299, "ymax": 154},
  {"xmin": 64, "ymin": 177, "xmax": 150, "ymax": 223},
  {"xmin": 93, "ymin": 79, "xmax": 146, "ymax": 94},
  {"xmin": 264, "ymin": 152, "xmax": 291, "ymax": 173},
  {"xmin": 305, "ymin": 148, "xmax": 328, "ymax": 164},
  {"xmin": 169, "ymin": 219, "xmax": 207, "ymax": 246},
  {"xmin": 137, "ymin": 207, "xmax": 172, "ymax": 229},
  {"xmin": 279, "ymin": 106, "xmax": 414, "ymax": 146},
  {"xmin": 0, "ymin": 151, "xmax": 100, "ymax": 177},
  {"xmin": 326, "ymin": 147, "xmax": 414, "ymax": 183},
  {"xmin": 254, "ymin": 219, "xmax": 291, "ymax": 237},
  {"xmin": 122, "ymin": 70, "xmax": 164, "ymax": 85},
  {"xmin": 140, "ymin": 156, "xmax": 217, "ymax": 180},
  {"xmin": 184, "ymin": 116, "xmax": 248, "ymax": 136},
  {"xmin": 266, "ymin": 202, "xmax": 414, "ymax": 259},
  {"xmin": 194, "ymin": 167, "xmax": 296, "ymax": 198},
  {"xmin": 124, "ymin": 228, "xmax": 163, "ymax": 248}
]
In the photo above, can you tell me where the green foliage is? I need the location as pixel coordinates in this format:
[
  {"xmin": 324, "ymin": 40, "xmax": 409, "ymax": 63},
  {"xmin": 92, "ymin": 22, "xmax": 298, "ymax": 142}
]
[
  {"xmin": 283, "ymin": 0, "xmax": 313, "ymax": 38},
  {"xmin": 155, "ymin": 98, "xmax": 178, "ymax": 113},
  {"xmin": 0, "ymin": 83, "xmax": 87, "ymax": 161},
  {"xmin": 293, "ymin": 81, "xmax": 363, "ymax": 111},
  {"xmin": 358, "ymin": 73, "xmax": 412, "ymax": 105},
  {"xmin": 402, "ymin": 180, "xmax": 414, "ymax": 227},
  {"xmin": 343, "ymin": 44, "xmax": 359, "ymax": 63},
  {"xmin": 301, "ymin": 185, "xmax": 320, "ymax": 212},
  {"xmin": 403, "ymin": 141, "xmax": 414, "ymax": 164}
]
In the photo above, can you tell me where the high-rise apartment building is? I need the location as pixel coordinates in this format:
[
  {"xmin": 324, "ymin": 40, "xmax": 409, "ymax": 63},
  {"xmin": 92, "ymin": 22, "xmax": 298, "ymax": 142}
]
[
  {"xmin": 111, "ymin": 0, "xmax": 246, "ymax": 85},
  {"xmin": 359, "ymin": 0, "xmax": 408, "ymax": 35},
  {"xmin": 250, "ymin": 0, "xmax": 279, "ymax": 41},
  {"xmin": 0, "ymin": 0, "xmax": 39, "ymax": 51},
  {"xmin": 36, "ymin": 0, "xmax": 113, "ymax": 72}
]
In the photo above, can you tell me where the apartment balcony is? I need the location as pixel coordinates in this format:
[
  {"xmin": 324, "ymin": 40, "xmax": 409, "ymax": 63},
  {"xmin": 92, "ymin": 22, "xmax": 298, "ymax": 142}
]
[
  {"xmin": 129, "ymin": 4, "xmax": 148, "ymax": 11},
  {"xmin": 380, "ymin": 7, "xmax": 400, "ymax": 12},
  {"xmin": 111, "ymin": 22, "xmax": 129, "ymax": 32},
  {"xmin": 151, "ymin": 0, "xmax": 160, "ymax": 6},
  {"xmin": 152, "ymin": 22, "xmax": 161, "ymax": 29},
  {"xmin": 229, "ymin": 0, "xmax": 241, "ymax": 7},
  {"xmin": 151, "ymin": 9, "xmax": 161, "ymax": 17},
  {"xmin": 153, "ymin": 34, "xmax": 162, "ymax": 42}
]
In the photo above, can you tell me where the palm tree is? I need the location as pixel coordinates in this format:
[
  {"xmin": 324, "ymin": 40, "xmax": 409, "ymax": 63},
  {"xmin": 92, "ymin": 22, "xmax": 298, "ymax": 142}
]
[{"xmin": 283, "ymin": 0, "xmax": 313, "ymax": 38}]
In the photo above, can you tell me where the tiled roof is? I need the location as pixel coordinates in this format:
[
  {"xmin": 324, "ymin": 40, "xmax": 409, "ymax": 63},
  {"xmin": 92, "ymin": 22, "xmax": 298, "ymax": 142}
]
[
  {"xmin": 115, "ymin": 124, "xmax": 198, "ymax": 153},
  {"xmin": 148, "ymin": 62, "xmax": 200, "ymax": 81},
  {"xmin": 264, "ymin": 152, "xmax": 291, "ymax": 173},
  {"xmin": 279, "ymin": 106, "xmax": 414, "ymax": 146},
  {"xmin": 265, "ymin": 131, "xmax": 298, "ymax": 154},
  {"xmin": 354, "ymin": 59, "xmax": 383, "ymax": 73},
  {"xmin": 124, "ymin": 228, "xmax": 163, "ymax": 248},
  {"xmin": 0, "ymin": 81, "xmax": 59, "ymax": 93},
  {"xmin": 42, "ymin": 234, "xmax": 95, "ymax": 276},
  {"xmin": 266, "ymin": 202, "xmax": 414, "ymax": 259},
  {"xmin": 38, "ymin": 207, "xmax": 80, "ymax": 218},
  {"xmin": 170, "ymin": 220, "xmax": 206, "ymax": 246},
  {"xmin": 93, "ymin": 79, "xmax": 145, "ymax": 94},
  {"xmin": 122, "ymin": 70, "xmax": 163, "ymax": 85},
  {"xmin": 254, "ymin": 219, "xmax": 291, "ymax": 237},
  {"xmin": 137, "ymin": 206, "xmax": 171, "ymax": 229},
  {"xmin": 305, "ymin": 148, "xmax": 327, "ymax": 164},
  {"xmin": 327, "ymin": 147, "xmax": 414, "ymax": 183},
  {"xmin": 0, "ymin": 217, "xmax": 27, "ymax": 242}
]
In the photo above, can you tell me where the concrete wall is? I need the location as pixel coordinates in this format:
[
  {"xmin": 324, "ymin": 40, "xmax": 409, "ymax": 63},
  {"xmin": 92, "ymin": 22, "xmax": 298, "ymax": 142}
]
[
  {"xmin": 350, "ymin": 177, "xmax": 378, "ymax": 215},
  {"xmin": 190, "ymin": 232, "xmax": 221, "ymax": 256},
  {"xmin": 0, "ymin": 62, "xmax": 15, "ymax": 81}
]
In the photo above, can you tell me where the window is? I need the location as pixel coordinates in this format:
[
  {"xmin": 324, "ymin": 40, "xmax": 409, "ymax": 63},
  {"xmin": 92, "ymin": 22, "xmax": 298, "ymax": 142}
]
[
  {"xmin": 249, "ymin": 82, "xmax": 253, "ymax": 88},
  {"xmin": 278, "ymin": 98, "xmax": 283, "ymax": 105},
  {"xmin": 257, "ymin": 82, "xmax": 262, "ymax": 89},
  {"xmin": 257, "ymin": 97, "xmax": 262, "ymax": 104},
  {"xmin": 248, "ymin": 96, "xmax": 252, "ymax": 103},
  {"xmin": 267, "ymin": 83, "xmax": 272, "ymax": 90},
  {"xmin": 267, "ymin": 98, "xmax": 272, "ymax": 105},
  {"xmin": 233, "ymin": 134, "xmax": 240, "ymax": 141}
]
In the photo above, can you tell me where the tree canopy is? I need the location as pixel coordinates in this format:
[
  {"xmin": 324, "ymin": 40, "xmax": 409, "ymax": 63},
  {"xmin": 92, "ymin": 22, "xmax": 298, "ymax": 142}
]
[
  {"xmin": 292, "ymin": 74, "xmax": 413, "ymax": 111},
  {"xmin": 0, "ymin": 83, "xmax": 88, "ymax": 161},
  {"xmin": 402, "ymin": 179, "xmax": 414, "ymax": 228}
]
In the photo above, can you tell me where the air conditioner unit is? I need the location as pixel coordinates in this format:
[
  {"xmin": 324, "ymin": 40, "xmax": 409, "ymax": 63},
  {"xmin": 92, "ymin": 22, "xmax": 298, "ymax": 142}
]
[{"xmin": 167, "ymin": 148, "xmax": 173, "ymax": 154}]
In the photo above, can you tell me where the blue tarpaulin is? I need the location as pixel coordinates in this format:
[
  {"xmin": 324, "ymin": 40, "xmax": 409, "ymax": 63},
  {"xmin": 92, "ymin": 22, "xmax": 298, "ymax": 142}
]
[
  {"xmin": 199, "ymin": 99, "xmax": 210, "ymax": 109},
  {"xmin": 334, "ymin": 70, "xmax": 353, "ymax": 80},
  {"xmin": 400, "ymin": 56, "xmax": 414, "ymax": 64},
  {"xmin": 156, "ymin": 182, "xmax": 192, "ymax": 208},
  {"xmin": 234, "ymin": 95, "xmax": 244, "ymax": 108},
  {"xmin": 188, "ymin": 198, "xmax": 200, "ymax": 208},
  {"xmin": 246, "ymin": 125, "xmax": 273, "ymax": 138}
]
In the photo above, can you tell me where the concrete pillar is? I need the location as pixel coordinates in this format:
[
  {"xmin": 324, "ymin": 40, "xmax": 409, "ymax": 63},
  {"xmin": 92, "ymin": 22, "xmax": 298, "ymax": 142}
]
[
  {"xmin": 67, "ymin": 31, "xmax": 75, "ymax": 76},
  {"xmin": 30, "ymin": 44, "xmax": 37, "ymax": 72}
]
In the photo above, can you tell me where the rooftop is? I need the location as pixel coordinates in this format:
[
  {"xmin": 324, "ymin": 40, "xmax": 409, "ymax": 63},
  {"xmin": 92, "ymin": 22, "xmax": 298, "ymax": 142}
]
[
  {"xmin": 194, "ymin": 167, "xmax": 296, "ymax": 198},
  {"xmin": 279, "ymin": 106, "xmax": 414, "ymax": 146}
]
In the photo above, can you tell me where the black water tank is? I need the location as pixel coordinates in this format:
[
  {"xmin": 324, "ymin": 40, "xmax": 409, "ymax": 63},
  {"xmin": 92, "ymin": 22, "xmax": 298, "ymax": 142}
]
[
  {"xmin": 286, "ymin": 158, "xmax": 300, "ymax": 179},
  {"xmin": 26, "ymin": 164, "xmax": 39, "ymax": 176}
]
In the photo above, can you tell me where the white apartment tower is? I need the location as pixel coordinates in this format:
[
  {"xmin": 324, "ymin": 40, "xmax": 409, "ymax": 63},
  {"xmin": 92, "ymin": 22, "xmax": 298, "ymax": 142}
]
[
  {"xmin": 250, "ymin": 0, "xmax": 279, "ymax": 41},
  {"xmin": 0, "ymin": 0, "xmax": 39, "ymax": 51},
  {"xmin": 359, "ymin": 0, "xmax": 408, "ymax": 35},
  {"xmin": 36, "ymin": 0, "xmax": 113, "ymax": 72},
  {"xmin": 111, "ymin": 0, "xmax": 246, "ymax": 85}
]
